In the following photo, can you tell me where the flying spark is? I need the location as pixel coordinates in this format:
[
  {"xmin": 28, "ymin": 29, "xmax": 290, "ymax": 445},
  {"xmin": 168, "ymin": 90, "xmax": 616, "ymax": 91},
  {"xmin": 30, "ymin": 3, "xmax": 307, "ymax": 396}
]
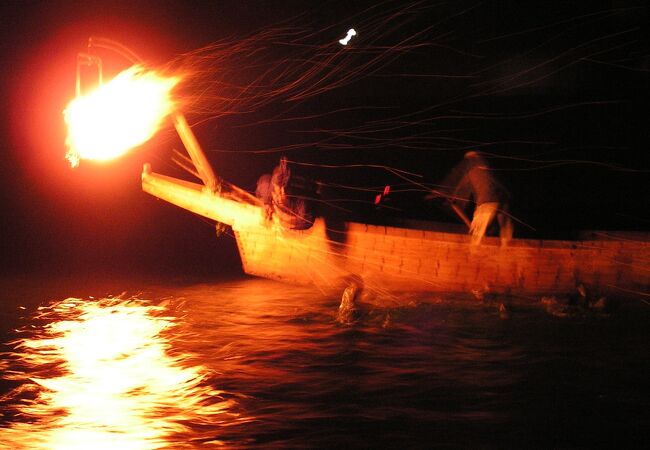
[{"xmin": 339, "ymin": 28, "xmax": 357, "ymax": 46}]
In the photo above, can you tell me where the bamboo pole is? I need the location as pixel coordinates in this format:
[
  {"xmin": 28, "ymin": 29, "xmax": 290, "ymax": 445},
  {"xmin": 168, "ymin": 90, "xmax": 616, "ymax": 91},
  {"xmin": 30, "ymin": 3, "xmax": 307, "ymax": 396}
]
[{"xmin": 172, "ymin": 113, "xmax": 219, "ymax": 192}]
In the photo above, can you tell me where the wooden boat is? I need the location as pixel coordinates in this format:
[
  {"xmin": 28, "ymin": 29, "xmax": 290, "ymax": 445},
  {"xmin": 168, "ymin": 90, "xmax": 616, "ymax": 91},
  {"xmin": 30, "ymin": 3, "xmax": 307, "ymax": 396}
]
[{"xmin": 140, "ymin": 116, "xmax": 650, "ymax": 300}]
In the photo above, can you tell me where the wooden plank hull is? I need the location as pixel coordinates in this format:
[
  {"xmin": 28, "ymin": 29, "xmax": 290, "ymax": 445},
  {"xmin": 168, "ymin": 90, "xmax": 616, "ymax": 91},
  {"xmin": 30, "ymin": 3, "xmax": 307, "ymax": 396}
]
[
  {"xmin": 142, "ymin": 170, "xmax": 649, "ymax": 299},
  {"xmin": 234, "ymin": 218, "xmax": 650, "ymax": 299}
]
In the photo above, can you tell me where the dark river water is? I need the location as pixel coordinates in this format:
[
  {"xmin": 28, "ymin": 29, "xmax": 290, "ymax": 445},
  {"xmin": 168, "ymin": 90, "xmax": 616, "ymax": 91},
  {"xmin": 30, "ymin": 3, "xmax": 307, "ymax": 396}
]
[{"xmin": 0, "ymin": 275, "xmax": 648, "ymax": 449}]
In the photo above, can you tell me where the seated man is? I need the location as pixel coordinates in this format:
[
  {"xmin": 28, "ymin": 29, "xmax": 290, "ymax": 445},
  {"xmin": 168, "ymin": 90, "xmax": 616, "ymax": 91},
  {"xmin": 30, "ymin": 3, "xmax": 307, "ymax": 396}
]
[
  {"xmin": 256, "ymin": 157, "xmax": 316, "ymax": 230},
  {"xmin": 255, "ymin": 174, "xmax": 274, "ymax": 222},
  {"xmin": 432, "ymin": 151, "xmax": 513, "ymax": 245}
]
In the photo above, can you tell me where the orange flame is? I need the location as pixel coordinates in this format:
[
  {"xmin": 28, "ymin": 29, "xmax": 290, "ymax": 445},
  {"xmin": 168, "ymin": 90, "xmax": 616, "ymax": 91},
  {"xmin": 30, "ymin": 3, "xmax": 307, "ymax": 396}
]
[{"xmin": 64, "ymin": 65, "xmax": 180, "ymax": 167}]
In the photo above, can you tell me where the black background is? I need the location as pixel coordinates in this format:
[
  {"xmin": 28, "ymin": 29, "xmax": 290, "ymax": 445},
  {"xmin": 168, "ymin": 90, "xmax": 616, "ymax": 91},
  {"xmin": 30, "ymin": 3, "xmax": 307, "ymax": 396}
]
[{"xmin": 0, "ymin": 0, "xmax": 647, "ymax": 279}]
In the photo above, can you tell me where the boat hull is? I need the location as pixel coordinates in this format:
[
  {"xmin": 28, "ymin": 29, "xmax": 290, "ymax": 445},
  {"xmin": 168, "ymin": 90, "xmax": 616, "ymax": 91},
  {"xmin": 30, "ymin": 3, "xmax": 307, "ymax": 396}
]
[
  {"xmin": 142, "ymin": 170, "xmax": 649, "ymax": 299},
  {"xmin": 234, "ymin": 218, "xmax": 649, "ymax": 299}
]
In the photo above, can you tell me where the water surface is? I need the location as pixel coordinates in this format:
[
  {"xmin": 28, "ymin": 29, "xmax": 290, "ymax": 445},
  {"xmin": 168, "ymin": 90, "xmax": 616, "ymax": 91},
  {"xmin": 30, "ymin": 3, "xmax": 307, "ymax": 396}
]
[{"xmin": 1, "ymin": 276, "xmax": 648, "ymax": 449}]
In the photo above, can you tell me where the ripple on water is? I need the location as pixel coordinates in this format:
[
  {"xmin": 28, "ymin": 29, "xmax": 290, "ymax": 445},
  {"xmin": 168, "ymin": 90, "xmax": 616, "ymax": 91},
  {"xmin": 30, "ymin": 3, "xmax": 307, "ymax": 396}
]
[{"xmin": 0, "ymin": 277, "xmax": 648, "ymax": 449}]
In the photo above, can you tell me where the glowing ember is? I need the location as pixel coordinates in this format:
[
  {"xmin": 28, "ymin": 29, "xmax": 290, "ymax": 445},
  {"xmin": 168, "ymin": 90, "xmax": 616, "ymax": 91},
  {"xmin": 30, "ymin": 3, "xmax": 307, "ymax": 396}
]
[
  {"xmin": 339, "ymin": 28, "xmax": 357, "ymax": 46},
  {"xmin": 64, "ymin": 65, "xmax": 180, "ymax": 167}
]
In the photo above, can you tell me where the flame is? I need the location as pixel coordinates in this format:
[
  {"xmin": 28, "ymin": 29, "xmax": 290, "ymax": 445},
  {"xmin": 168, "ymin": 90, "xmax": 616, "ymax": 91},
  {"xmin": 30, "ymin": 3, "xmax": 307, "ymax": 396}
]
[
  {"xmin": 64, "ymin": 65, "xmax": 180, "ymax": 167},
  {"xmin": 0, "ymin": 297, "xmax": 239, "ymax": 449}
]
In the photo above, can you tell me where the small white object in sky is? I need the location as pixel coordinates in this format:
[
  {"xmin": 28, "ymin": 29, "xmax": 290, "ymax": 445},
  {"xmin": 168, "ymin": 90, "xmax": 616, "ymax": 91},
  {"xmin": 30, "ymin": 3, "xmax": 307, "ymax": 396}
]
[{"xmin": 339, "ymin": 28, "xmax": 357, "ymax": 46}]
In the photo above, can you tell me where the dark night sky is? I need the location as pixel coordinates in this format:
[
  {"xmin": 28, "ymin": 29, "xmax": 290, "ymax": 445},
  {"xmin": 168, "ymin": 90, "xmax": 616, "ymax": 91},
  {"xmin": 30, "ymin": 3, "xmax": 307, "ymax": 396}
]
[{"xmin": 0, "ymin": 1, "xmax": 648, "ymax": 279}]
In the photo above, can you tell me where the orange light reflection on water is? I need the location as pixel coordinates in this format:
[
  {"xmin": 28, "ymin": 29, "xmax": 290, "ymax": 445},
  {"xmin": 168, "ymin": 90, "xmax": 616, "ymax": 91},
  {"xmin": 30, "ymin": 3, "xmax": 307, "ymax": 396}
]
[{"xmin": 0, "ymin": 297, "xmax": 240, "ymax": 449}]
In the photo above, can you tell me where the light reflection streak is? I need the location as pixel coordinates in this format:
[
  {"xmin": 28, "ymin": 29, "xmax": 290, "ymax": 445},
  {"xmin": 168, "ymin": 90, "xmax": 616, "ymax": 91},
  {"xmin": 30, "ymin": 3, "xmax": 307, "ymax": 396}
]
[{"xmin": 0, "ymin": 297, "xmax": 241, "ymax": 449}]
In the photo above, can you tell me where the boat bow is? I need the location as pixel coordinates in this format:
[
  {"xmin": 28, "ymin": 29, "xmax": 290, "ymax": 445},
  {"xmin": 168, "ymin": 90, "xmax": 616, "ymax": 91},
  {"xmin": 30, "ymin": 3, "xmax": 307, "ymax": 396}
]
[{"xmin": 142, "ymin": 165, "xmax": 261, "ymax": 229}]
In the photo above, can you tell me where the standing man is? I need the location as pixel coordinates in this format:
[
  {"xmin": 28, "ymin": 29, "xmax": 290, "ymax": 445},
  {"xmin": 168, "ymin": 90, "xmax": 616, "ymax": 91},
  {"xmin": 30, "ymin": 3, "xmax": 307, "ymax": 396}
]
[{"xmin": 430, "ymin": 151, "xmax": 513, "ymax": 245}]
